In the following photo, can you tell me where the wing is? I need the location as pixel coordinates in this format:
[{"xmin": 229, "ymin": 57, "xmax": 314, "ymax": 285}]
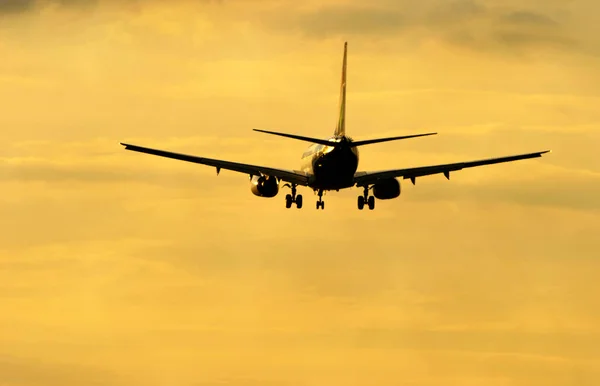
[
  {"xmin": 121, "ymin": 143, "xmax": 311, "ymax": 186},
  {"xmin": 354, "ymin": 150, "xmax": 551, "ymax": 186}
]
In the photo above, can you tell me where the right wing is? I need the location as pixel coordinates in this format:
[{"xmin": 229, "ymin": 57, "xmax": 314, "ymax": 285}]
[
  {"xmin": 354, "ymin": 150, "xmax": 551, "ymax": 186},
  {"xmin": 120, "ymin": 143, "xmax": 311, "ymax": 186}
]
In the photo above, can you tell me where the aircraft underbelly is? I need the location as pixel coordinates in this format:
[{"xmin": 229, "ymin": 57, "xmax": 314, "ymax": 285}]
[{"xmin": 311, "ymin": 149, "xmax": 358, "ymax": 189}]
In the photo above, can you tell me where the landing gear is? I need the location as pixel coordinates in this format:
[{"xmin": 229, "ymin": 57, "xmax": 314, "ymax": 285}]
[
  {"xmin": 284, "ymin": 184, "xmax": 302, "ymax": 209},
  {"xmin": 357, "ymin": 186, "xmax": 375, "ymax": 210},
  {"xmin": 316, "ymin": 189, "xmax": 325, "ymax": 210}
]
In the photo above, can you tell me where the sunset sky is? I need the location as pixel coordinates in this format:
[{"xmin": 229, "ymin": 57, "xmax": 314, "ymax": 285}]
[{"xmin": 1, "ymin": 0, "xmax": 599, "ymax": 385}]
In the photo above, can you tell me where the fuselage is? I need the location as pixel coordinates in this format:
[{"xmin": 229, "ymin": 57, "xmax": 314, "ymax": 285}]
[{"xmin": 300, "ymin": 136, "xmax": 359, "ymax": 190}]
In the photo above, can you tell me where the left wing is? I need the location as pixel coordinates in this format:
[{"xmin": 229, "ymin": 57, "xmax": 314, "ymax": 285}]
[
  {"xmin": 121, "ymin": 143, "xmax": 311, "ymax": 186},
  {"xmin": 354, "ymin": 150, "xmax": 551, "ymax": 186}
]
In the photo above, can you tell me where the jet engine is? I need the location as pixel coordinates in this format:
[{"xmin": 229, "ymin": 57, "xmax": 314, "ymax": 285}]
[
  {"xmin": 250, "ymin": 175, "xmax": 279, "ymax": 197},
  {"xmin": 372, "ymin": 178, "xmax": 401, "ymax": 200}
]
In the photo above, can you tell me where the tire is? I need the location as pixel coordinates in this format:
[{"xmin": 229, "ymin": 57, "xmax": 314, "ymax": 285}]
[{"xmin": 357, "ymin": 196, "xmax": 365, "ymax": 210}]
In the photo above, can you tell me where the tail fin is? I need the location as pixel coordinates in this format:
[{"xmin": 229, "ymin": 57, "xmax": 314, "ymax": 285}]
[{"xmin": 334, "ymin": 42, "xmax": 348, "ymax": 137}]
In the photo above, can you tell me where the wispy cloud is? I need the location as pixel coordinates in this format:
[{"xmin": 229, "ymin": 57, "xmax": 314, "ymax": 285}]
[
  {"xmin": 0, "ymin": 354, "xmax": 127, "ymax": 386},
  {"xmin": 0, "ymin": 0, "xmax": 224, "ymax": 14},
  {"xmin": 265, "ymin": 0, "xmax": 580, "ymax": 57},
  {"xmin": 499, "ymin": 10, "xmax": 560, "ymax": 27}
]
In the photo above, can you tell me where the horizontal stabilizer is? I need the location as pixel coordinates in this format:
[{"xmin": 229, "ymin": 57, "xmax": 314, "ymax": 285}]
[
  {"xmin": 253, "ymin": 129, "xmax": 334, "ymax": 146},
  {"xmin": 350, "ymin": 132, "xmax": 437, "ymax": 147},
  {"xmin": 253, "ymin": 129, "xmax": 437, "ymax": 148}
]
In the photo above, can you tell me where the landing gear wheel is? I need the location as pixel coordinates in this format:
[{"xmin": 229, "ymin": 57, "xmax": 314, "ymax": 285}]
[
  {"xmin": 284, "ymin": 184, "xmax": 303, "ymax": 209},
  {"xmin": 357, "ymin": 196, "xmax": 365, "ymax": 210},
  {"xmin": 357, "ymin": 186, "xmax": 376, "ymax": 211},
  {"xmin": 368, "ymin": 196, "xmax": 375, "ymax": 210},
  {"xmin": 296, "ymin": 194, "xmax": 303, "ymax": 209}
]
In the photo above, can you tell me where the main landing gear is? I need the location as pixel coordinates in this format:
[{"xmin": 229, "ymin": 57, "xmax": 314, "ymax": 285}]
[
  {"xmin": 357, "ymin": 186, "xmax": 375, "ymax": 210},
  {"xmin": 316, "ymin": 189, "xmax": 325, "ymax": 210},
  {"xmin": 284, "ymin": 184, "xmax": 303, "ymax": 209}
]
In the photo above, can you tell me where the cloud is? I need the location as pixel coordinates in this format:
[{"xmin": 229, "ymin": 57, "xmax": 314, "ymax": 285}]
[
  {"xmin": 347, "ymin": 328, "xmax": 600, "ymax": 358},
  {"xmin": 284, "ymin": 6, "xmax": 406, "ymax": 37},
  {"xmin": 499, "ymin": 10, "xmax": 559, "ymax": 27},
  {"xmin": 0, "ymin": 0, "xmax": 224, "ymax": 14},
  {"xmin": 0, "ymin": 0, "xmax": 103, "ymax": 14},
  {"xmin": 265, "ymin": 0, "xmax": 577, "ymax": 56},
  {"xmin": 426, "ymin": 0, "xmax": 487, "ymax": 24},
  {"xmin": 0, "ymin": 354, "xmax": 126, "ymax": 386},
  {"xmin": 491, "ymin": 30, "xmax": 574, "ymax": 51},
  {"xmin": 401, "ymin": 166, "xmax": 600, "ymax": 212},
  {"xmin": 0, "ymin": 0, "xmax": 36, "ymax": 14},
  {"xmin": 0, "ymin": 0, "xmax": 591, "ymax": 59},
  {"xmin": 0, "ymin": 158, "xmax": 211, "ymax": 185}
]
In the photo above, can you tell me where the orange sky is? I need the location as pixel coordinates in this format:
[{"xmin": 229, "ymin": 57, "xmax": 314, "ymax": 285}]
[{"xmin": 1, "ymin": 0, "xmax": 599, "ymax": 385}]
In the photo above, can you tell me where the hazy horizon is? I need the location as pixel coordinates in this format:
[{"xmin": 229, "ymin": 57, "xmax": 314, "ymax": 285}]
[{"xmin": 1, "ymin": 0, "xmax": 599, "ymax": 385}]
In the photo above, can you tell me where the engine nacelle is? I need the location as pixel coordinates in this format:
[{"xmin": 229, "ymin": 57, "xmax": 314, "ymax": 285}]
[
  {"xmin": 250, "ymin": 175, "xmax": 279, "ymax": 197},
  {"xmin": 372, "ymin": 178, "xmax": 401, "ymax": 200}
]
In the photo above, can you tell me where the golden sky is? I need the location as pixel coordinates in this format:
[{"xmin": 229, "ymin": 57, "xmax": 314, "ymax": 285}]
[{"xmin": 1, "ymin": 0, "xmax": 600, "ymax": 385}]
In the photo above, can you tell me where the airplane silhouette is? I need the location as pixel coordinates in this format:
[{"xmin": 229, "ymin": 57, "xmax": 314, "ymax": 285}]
[{"xmin": 121, "ymin": 42, "xmax": 550, "ymax": 210}]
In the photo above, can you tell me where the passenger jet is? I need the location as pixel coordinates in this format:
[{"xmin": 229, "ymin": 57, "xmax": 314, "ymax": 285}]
[{"xmin": 121, "ymin": 42, "xmax": 550, "ymax": 210}]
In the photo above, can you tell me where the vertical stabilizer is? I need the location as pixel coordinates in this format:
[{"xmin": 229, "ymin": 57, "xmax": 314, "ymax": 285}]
[{"xmin": 334, "ymin": 42, "xmax": 347, "ymax": 137}]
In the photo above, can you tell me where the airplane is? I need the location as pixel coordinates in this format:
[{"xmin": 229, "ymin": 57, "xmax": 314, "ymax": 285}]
[{"xmin": 120, "ymin": 41, "xmax": 550, "ymax": 211}]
